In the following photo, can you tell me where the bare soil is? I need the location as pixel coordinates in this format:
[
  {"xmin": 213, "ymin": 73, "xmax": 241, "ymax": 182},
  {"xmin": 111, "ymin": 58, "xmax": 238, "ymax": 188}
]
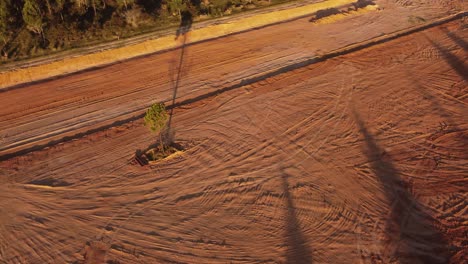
[{"xmin": 0, "ymin": 0, "xmax": 467, "ymax": 263}]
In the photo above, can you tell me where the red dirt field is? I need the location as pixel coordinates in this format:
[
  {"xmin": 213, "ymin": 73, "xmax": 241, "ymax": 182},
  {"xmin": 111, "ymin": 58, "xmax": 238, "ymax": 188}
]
[
  {"xmin": 0, "ymin": 1, "xmax": 467, "ymax": 264},
  {"xmin": 0, "ymin": 0, "xmax": 466, "ymax": 157}
]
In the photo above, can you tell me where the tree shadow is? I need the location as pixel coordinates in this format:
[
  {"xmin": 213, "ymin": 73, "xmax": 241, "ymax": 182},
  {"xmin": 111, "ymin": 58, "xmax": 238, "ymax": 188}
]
[
  {"xmin": 176, "ymin": 11, "xmax": 193, "ymax": 40},
  {"xmin": 424, "ymin": 35, "xmax": 467, "ymax": 82},
  {"xmin": 309, "ymin": 8, "xmax": 341, "ymax": 22},
  {"xmin": 441, "ymin": 27, "xmax": 468, "ymax": 52},
  {"xmin": 134, "ymin": 12, "xmax": 193, "ymax": 165},
  {"xmin": 281, "ymin": 172, "xmax": 313, "ymax": 264},
  {"xmin": 352, "ymin": 109, "xmax": 451, "ymax": 263},
  {"xmin": 308, "ymin": 0, "xmax": 375, "ymax": 22},
  {"xmin": 352, "ymin": 0, "xmax": 376, "ymax": 10},
  {"xmin": 403, "ymin": 68, "xmax": 461, "ymax": 132},
  {"xmin": 167, "ymin": 11, "xmax": 193, "ymax": 133}
]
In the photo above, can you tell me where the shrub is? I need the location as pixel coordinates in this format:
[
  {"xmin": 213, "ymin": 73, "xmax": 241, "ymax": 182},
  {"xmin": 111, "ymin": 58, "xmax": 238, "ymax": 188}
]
[{"xmin": 144, "ymin": 102, "xmax": 169, "ymax": 150}]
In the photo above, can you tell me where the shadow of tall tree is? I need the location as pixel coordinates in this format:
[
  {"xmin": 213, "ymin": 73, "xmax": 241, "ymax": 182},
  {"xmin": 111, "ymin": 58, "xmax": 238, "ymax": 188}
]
[
  {"xmin": 166, "ymin": 10, "xmax": 193, "ymax": 137},
  {"xmin": 403, "ymin": 68, "xmax": 461, "ymax": 132},
  {"xmin": 175, "ymin": 10, "xmax": 193, "ymax": 40},
  {"xmin": 424, "ymin": 35, "xmax": 467, "ymax": 82},
  {"xmin": 281, "ymin": 173, "xmax": 313, "ymax": 264},
  {"xmin": 352, "ymin": 109, "xmax": 451, "ymax": 263},
  {"xmin": 441, "ymin": 27, "xmax": 468, "ymax": 52}
]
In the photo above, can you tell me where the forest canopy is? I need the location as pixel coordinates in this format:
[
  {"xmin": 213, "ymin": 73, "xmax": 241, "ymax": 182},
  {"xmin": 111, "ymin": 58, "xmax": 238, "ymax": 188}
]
[{"xmin": 0, "ymin": 0, "xmax": 286, "ymax": 62}]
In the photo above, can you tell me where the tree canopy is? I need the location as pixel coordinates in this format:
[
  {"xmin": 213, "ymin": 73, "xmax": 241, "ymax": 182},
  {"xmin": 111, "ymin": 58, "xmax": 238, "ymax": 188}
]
[
  {"xmin": 22, "ymin": 0, "xmax": 44, "ymax": 34},
  {"xmin": 0, "ymin": 0, "xmax": 10, "ymax": 43},
  {"xmin": 144, "ymin": 102, "xmax": 169, "ymax": 133},
  {"xmin": 0, "ymin": 0, "xmax": 288, "ymax": 61},
  {"xmin": 144, "ymin": 102, "xmax": 169, "ymax": 149}
]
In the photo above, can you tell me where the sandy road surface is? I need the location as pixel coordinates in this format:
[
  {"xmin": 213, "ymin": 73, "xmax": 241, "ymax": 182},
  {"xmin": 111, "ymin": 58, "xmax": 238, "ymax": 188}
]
[
  {"xmin": 1, "ymin": 6, "xmax": 467, "ymax": 264},
  {"xmin": 0, "ymin": 0, "xmax": 466, "ymax": 158},
  {"xmin": 0, "ymin": 0, "xmax": 341, "ymax": 73}
]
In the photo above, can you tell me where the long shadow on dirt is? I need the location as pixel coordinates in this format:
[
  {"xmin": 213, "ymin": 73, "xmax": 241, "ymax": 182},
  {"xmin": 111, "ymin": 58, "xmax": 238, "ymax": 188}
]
[
  {"xmin": 281, "ymin": 173, "xmax": 313, "ymax": 264},
  {"xmin": 176, "ymin": 11, "xmax": 193, "ymax": 40},
  {"xmin": 352, "ymin": 109, "xmax": 451, "ymax": 263},
  {"xmin": 425, "ymin": 36, "xmax": 467, "ymax": 82},
  {"xmin": 167, "ymin": 11, "xmax": 193, "ymax": 132},
  {"xmin": 309, "ymin": 0, "xmax": 375, "ymax": 22},
  {"xmin": 441, "ymin": 27, "xmax": 468, "ymax": 52},
  {"xmin": 403, "ymin": 69, "xmax": 462, "ymax": 132}
]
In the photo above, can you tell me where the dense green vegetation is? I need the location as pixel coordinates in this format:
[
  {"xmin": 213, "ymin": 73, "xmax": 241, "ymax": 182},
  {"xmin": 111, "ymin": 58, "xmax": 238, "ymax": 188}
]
[{"xmin": 0, "ymin": 0, "xmax": 289, "ymax": 63}]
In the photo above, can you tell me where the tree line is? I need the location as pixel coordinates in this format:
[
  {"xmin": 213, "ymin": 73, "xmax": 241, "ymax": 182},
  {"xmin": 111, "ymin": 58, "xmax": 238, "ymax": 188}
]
[{"xmin": 1, "ymin": 0, "xmax": 277, "ymax": 61}]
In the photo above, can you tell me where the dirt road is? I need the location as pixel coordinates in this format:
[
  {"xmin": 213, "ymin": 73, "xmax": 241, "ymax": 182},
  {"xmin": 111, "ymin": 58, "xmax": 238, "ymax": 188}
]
[
  {"xmin": 0, "ymin": 1, "xmax": 466, "ymax": 263},
  {"xmin": 0, "ymin": 0, "xmax": 465, "ymax": 158}
]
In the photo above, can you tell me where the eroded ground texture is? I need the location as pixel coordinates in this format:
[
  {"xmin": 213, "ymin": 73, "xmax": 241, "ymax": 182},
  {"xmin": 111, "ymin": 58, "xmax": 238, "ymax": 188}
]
[{"xmin": 0, "ymin": 0, "xmax": 467, "ymax": 263}]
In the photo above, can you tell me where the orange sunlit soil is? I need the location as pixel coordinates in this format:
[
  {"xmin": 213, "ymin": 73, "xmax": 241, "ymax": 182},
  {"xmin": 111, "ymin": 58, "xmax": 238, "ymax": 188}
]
[{"xmin": 0, "ymin": 0, "xmax": 466, "ymax": 263}]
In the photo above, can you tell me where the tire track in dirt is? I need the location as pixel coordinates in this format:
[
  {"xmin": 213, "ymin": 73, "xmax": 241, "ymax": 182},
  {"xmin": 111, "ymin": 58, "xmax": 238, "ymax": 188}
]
[
  {"xmin": 1, "ymin": 6, "xmax": 466, "ymax": 160},
  {"xmin": 0, "ymin": 7, "xmax": 467, "ymax": 264}
]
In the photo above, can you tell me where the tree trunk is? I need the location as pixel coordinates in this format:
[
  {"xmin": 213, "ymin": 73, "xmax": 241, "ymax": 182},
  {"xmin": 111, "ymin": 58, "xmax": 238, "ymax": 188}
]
[{"xmin": 159, "ymin": 131, "xmax": 165, "ymax": 152}]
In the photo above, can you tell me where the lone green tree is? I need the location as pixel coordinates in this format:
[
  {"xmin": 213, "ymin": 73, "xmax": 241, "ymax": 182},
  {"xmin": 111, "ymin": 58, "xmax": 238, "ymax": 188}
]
[{"xmin": 144, "ymin": 102, "xmax": 169, "ymax": 151}]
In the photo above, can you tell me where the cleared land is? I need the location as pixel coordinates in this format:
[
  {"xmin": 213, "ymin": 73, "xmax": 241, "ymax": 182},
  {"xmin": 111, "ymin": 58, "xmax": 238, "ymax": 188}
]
[
  {"xmin": 0, "ymin": 0, "xmax": 358, "ymax": 87},
  {"xmin": 0, "ymin": 0, "xmax": 466, "ymax": 158},
  {"xmin": 0, "ymin": 0, "xmax": 467, "ymax": 263}
]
